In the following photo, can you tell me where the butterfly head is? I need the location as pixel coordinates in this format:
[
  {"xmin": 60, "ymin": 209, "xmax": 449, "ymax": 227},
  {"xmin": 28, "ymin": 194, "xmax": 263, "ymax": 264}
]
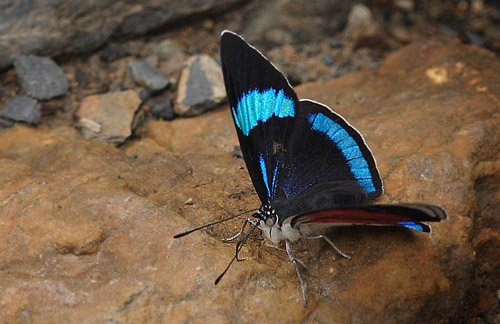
[
  {"xmin": 255, "ymin": 204, "xmax": 277, "ymax": 226},
  {"xmin": 253, "ymin": 204, "xmax": 301, "ymax": 244}
]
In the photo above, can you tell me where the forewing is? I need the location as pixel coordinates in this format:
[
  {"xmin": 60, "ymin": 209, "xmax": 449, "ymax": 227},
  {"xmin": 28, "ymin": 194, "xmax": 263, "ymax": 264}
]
[{"xmin": 220, "ymin": 31, "xmax": 299, "ymax": 204}]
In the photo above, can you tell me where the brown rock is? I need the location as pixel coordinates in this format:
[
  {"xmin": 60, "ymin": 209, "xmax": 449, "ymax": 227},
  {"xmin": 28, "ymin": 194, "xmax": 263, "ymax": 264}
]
[
  {"xmin": 1, "ymin": 36, "xmax": 499, "ymax": 322},
  {"xmin": 75, "ymin": 90, "xmax": 142, "ymax": 144}
]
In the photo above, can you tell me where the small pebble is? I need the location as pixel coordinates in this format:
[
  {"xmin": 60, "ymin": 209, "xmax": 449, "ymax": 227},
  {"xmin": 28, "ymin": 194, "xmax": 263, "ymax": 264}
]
[
  {"xmin": 464, "ymin": 31, "xmax": 485, "ymax": 47},
  {"xmin": 322, "ymin": 53, "xmax": 336, "ymax": 66},
  {"xmin": 329, "ymin": 37, "xmax": 342, "ymax": 49},
  {"xmin": 150, "ymin": 39, "xmax": 184, "ymax": 61},
  {"xmin": 138, "ymin": 89, "xmax": 151, "ymax": 102},
  {"xmin": 438, "ymin": 25, "xmax": 458, "ymax": 37},
  {"xmin": 128, "ymin": 60, "xmax": 170, "ymax": 93},
  {"xmin": 0, "ymin": 95, "xmax": 42, "ymax": 125},
  {"xmin": 100, "ymin": 43, "xmax": 131, "ymax": 62},
  {"xmin": 175, "ymin": 54, "xmax": 226, "ymax": 116},
  {"xmin": 232, "ymin": 146, "xmax": 243, "ymax": 159},
  {"xmin": 0, "ymin": 118, "xmax": 15, "ymax": 128},
  {"xmin": 74, "ymin": 69, "xmax": 88, "ymax": 88},
  {"xmin": 14, "ymin": 55, "xmax": 69, "ymax": 100},
  {"xmin": 150, "ymin": 98, "xmax": 174, "ymax": 120}
]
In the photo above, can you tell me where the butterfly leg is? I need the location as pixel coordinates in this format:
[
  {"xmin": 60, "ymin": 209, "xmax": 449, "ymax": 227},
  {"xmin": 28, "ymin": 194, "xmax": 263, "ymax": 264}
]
[
  {"xmin": 222, "ymin": 218, "xmax": 256, "ymax": 242},
  {"xmin": 285, "ymin": 239, "xmax": 308, "ymax": 307},
  {"xmin": 306, "ymin": 235, "xmax": 351, "ymax": 259}
]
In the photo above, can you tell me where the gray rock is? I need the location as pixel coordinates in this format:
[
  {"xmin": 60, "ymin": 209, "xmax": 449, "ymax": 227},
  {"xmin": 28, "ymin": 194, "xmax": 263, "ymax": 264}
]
[
  {"xmin": 0, "ymin": 0, "xmax": 244, "ymax": 70},
  {"xmin": 150, "ymin": 98, "xmax": 174, "ymax": 120},
  {"xmin": 0, "ymin": 118, "xmax": 15, "ymax": 128},
  {"xmin": 14, "ymin": 55, "xmax": 69, "ymax": 100},
  {"xmin": 128, "ymin": 60, "xmax": 170, "ymax": 92},
  {"xmin": 175, "ymin": 54, "xmax": 226, "ymax": 117},
  {"xmin": 322, "ymin": 53, "xmax": 336, "ymax": 66},
  {"xmin": 329, "ymin": 37, "xmax": 342, "ymax": 49},
  {"xmin": 465, "ymin": 31, "xmax": 485, "ymax": 47},
  {"xmin": 0, "ymin": 95, "xmax": 42, "ymax": 125}
]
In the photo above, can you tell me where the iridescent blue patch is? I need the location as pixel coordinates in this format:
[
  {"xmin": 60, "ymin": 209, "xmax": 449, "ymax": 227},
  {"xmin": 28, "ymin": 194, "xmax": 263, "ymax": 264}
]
[
  {"xmin": 259, "ymin": 154, "xmax": 271, "ymax": 197},
  {"xmin": 397, "ymin": 221, "xmax": 424, "ymax": 231},
  {"xmin": 308, "ymin": 113, "xmax": 376, "ymax": 193},
  {"xmin": 232, "ymin": 88, "xmax": 295, "ymax": 136},
  {"xmin": 259, "ymin": 153, "xmax": 280, "ymax": 199}
]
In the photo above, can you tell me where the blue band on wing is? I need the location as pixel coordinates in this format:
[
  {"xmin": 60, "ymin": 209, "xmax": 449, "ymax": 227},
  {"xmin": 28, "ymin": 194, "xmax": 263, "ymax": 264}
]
[
  {"xmin": 232, "ymin": 88, "xmax": 295, "ymax": 136},
  {"xmin": 397, "ymin": 221, "xmax": 424, "ymax": 231},
  {"xmin": 259, "ymin": 154, "xmax": 271, "ymax": 197},
  {"xmin": 308, "ymin": 113, "xmax": 376, "ymax": 193}
]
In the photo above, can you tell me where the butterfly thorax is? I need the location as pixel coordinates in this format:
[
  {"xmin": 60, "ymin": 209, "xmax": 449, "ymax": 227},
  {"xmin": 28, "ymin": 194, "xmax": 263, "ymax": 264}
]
[{"xmin": 255, "ymin": 204, "xmax": 302, "ymax": 245}]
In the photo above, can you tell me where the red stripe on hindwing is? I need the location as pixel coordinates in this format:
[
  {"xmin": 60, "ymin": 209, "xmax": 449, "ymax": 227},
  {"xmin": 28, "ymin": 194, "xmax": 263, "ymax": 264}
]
[{"xmin": 301, "ymin": 209, "xmax": 414, "ymax": 225}]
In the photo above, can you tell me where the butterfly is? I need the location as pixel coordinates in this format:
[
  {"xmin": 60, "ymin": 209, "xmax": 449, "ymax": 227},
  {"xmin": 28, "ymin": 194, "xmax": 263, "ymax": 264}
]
[{"xmin": 175, "ymin": 30, "xmax": 447, "ymax": 306}]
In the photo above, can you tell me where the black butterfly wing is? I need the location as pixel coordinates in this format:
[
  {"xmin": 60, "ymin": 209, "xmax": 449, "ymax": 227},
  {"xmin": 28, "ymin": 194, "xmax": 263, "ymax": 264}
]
[
  {"xmin": 220, "ymin": 30, "xmax": 300, "ymax": 204},
  {"xmin": 291, "ymin": 203, "xmax": 448, "ymax": 233},
  {"xmin": 271, "ymin": 99, "xmax": 383, "ymax": 221}
]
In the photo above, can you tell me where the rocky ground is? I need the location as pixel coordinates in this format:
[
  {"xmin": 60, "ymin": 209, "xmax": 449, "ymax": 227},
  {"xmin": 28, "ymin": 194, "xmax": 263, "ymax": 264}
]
[{"xmin": 1, "ymin": 1, "xmax": 499, "ymax": 323}]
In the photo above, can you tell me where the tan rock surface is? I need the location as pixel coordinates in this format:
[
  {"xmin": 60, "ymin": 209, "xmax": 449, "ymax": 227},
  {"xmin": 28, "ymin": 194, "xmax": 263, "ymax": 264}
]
[{"xmin": 1, "ymin": 36, "xmax": 499, "ymax": 323}]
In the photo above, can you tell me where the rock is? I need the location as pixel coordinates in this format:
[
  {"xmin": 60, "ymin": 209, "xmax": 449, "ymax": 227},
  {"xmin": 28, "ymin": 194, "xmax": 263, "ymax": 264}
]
[
  {"xmin": 329, "ymin": 37, "xmax": 342, "ymax": 49},
  {"xmin": 75, "ymin": 90, "xmax": 142, "ymax": 144},
  {"xmin": 149, "ymin": 39, "xmax": 187, "ymax": 79},
  {"xmin": 391, "ymin": 22, "xmax": 412, "ymax": 43},
  {"xmin": 264, "ymin": 28, "xmax": 293, "ymax": 46},
  {"xmin": 394, "ymin": 0, "xmax": 415, "ymax": 12},
  {"xmin": 321, "ymin": 53, "xmax": 336, "ymax": 66},
  {"xmin": 128, "ymin": 60, "xmax": 170, "ymax": 93},
  {"xmin": 464, "ymin": 31, "xmax": 486, "ymax": 47},
  {"xmin": 175, "ymin": 54, "xmax": 226, "ymax": 116},
  {"xmin": 342, "ymin": 4, "xmax": 386, "ymax": 51},
  {"xmin": 150, "ymin": 98, "xmax": 174, "ymax": 120},
  {"xmin": 0, "ymin": 36, "xmax": 499, "ymax": 323},
  {"xmin": 240, "ymin": 1, "xmax": 352, "ymax": 46},
  {"xmin": 14, "ymin": 55, "xmax": 69, "ymax": 100},
  {"xmin": 148, "ymin": 39, "xmax": 184, "ymax": 62},
  {"xmin": 138, "ymin": 89, "xmax": 151, "ymax": 103},
  {"xmin": 99, "ymin": 43, "xmax": 131, "ymax": 62},
  {"xmin": 0, "ymin": 95, "xmax": 42, "ymax": 125},
  {"xmin": 0, "ymin": 0, "xmax": 245, "ymax": 70},
  {"xmin": 0, "ymin": 119, "xmax": 15, "ymax": 128}
]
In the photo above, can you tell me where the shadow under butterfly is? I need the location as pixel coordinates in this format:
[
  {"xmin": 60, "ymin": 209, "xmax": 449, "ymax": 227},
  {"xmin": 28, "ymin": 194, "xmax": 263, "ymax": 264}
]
[{"xmin": 174, "ymin": 30, "xmax": 447, "ymax": 306}]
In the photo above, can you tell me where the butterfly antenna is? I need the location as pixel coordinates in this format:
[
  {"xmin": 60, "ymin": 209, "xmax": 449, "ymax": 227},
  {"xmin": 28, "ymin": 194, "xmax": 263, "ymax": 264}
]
[
  {"xmin": 215, "ymin": 222, "xmax": 259, "ymax": 285},
  {"xmin": 173, "ymin": 208, "xmax": 258, "ymax": 239}
]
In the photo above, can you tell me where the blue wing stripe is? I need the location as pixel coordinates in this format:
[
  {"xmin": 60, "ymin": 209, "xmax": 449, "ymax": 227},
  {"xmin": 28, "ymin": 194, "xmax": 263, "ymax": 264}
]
[
  {"xmin": 308, "ymin": 113, "xmax": 376, "ymax": 193},
  {"xmin": 259, "ymin": 154, "xmax": 271, "ymax": 197},
  {"xmin": 397, "ymin": 221, "xmax": 425, "ymax": 231},
  {"xmin": 232, "ymin": 88, "xmax": 295, "ymax": 136}
]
